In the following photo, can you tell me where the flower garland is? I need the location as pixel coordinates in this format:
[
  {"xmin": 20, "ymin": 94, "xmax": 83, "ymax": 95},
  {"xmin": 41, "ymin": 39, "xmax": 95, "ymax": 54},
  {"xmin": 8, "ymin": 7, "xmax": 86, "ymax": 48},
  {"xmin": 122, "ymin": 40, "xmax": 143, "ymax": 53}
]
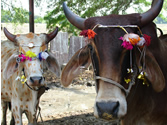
[
  {"xmin": 17, "ymin": 50, "xmax": 49, "ymax": 63},
  {"xmin": 119, "ymin": 31, "xmax": 151, "ymax": 86},
  {"xmin": 119, "ymin": 33, "xmax": 151, "ymax": 50}
]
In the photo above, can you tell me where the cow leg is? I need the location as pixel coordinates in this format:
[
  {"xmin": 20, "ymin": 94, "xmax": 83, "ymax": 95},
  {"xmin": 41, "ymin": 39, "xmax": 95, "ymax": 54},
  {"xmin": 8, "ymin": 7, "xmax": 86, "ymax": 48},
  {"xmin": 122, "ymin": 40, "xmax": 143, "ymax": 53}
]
[
  {"xmin": 25, "ymin": 111, "xmax": 37, "ymax": 125},
  {"xmin": 11, "ymin": 105, "xmax": 22, "ymax": 125},
  {"xmin": 10, "ymin": 114, "xmax": 15, "ymax": 125},
  {"xmin": 1, "ymin": 101, "xmax": 8, "ymax": 125},
  {"xmin": 7, "ymin": 102, "xmax": 15, "ymax": 125}
]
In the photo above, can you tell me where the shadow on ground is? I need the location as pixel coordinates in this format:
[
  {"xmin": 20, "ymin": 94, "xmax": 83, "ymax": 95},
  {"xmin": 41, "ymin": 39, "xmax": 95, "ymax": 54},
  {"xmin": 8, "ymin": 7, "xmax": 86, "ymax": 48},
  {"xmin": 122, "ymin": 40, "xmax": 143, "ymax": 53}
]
[{"xmin": 38, "ymin": 113, "xmax": 120, "ymax": 125}]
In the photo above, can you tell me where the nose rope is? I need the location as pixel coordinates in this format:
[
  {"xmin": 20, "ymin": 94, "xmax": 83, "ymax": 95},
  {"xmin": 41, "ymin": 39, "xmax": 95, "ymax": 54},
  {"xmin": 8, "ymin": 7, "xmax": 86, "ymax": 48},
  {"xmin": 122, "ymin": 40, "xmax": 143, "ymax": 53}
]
[
  {"xmin": 93, "ymin": 57, "xmax": 138, "ymax": 97},
  {"xmin": 22, "ymin": 68, "xmax": 39, "ymax": 91},
  {"xmin": 95, "ymin": 73, "xmax": 136, "ymax": 97}
]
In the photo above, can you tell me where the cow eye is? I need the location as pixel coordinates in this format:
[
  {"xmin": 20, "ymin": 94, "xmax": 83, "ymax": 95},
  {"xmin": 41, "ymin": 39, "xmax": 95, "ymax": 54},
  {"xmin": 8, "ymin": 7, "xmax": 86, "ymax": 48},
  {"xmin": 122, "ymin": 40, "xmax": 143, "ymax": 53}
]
[{"xmin": 15, "ymin": 63, "xmax": 18, "ymax": 68}]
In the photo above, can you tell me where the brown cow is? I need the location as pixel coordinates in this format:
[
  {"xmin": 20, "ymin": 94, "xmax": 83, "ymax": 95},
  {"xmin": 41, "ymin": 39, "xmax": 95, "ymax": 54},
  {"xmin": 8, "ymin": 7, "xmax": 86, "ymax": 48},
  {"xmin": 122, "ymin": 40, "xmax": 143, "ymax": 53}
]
[
  {"xmin": 1, "ymin": 28, "xmax": 60, "ymax": 125},
  {"xmin": 61, "ymin": 0, "xmax": 167, "ymax": 125}
]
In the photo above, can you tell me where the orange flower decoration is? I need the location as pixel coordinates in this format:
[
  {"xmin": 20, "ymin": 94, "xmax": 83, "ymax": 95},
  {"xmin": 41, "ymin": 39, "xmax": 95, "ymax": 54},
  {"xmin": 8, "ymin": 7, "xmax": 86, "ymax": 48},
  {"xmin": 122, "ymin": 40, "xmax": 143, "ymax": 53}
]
[
  {"xmin": 122, "ymin": 33, "xmax": 141, "ymax": 45},
  {"xmin": 87, "ymin": 29, "xmax": 97, "ymax": 39},
  {"xmin": 129, "ymin": 37, "xmax": 141, "ymax": 45}
]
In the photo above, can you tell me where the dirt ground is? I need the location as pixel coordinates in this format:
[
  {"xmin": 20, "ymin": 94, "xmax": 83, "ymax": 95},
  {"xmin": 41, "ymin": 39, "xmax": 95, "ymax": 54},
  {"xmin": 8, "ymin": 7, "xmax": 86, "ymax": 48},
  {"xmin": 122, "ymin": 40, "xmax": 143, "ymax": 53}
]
[{"xmin": 5, "ymin": 70, "xmax": 120, "ymax": 125}]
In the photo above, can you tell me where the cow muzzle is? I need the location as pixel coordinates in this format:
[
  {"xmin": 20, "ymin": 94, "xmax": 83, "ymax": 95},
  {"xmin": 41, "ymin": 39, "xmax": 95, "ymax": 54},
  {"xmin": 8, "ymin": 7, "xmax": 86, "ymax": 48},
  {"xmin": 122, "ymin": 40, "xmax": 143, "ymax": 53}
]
[
  {"xmin": 29, "ymin": 76, "xmax": 44, "ymax": 86},
  {"xmin": 96, "ymin": 101, "xmax": 119, "ymax": 120}
]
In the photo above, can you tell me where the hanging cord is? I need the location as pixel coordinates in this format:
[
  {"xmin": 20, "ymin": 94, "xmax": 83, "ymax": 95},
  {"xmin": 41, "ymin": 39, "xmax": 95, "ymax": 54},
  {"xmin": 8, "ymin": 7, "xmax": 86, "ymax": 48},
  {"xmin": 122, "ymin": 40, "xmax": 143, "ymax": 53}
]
[
  {"xmin": 130, "ymin": 50, "xmax": 133, "ymax": 69},
  {"xmin": 142, "ymin": 46, "xmax": 146, "ymax": 69},
  {"xmin": 137, "ymin": 46, "xmax": 146, "ymax": 71}
]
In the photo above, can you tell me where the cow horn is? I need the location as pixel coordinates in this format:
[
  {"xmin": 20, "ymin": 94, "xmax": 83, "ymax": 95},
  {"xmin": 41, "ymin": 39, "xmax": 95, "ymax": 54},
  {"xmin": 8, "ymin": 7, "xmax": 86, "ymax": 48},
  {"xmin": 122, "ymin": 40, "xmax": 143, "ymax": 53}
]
[
  {"xmin": 4, "ymin": 27, "xmax": 16, "ymax": 43},
  {"xmin": 46, "ymin": 27, "xmax": 59, "ymax": 44},
  {"xmin": 63, "ymin": 2, "xmax": 86, "ymax": 30},
  {"xmin": 140, "ymin": 0, "xmax": 164, "ymax": 26}
]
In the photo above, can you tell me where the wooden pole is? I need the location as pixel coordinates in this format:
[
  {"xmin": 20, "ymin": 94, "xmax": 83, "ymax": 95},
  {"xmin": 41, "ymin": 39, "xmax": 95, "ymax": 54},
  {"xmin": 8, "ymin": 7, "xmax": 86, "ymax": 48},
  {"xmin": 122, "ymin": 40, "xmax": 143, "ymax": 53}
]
[{"xmin": 29, "ymin": 0, "xmax": 34, "ymax": 33}]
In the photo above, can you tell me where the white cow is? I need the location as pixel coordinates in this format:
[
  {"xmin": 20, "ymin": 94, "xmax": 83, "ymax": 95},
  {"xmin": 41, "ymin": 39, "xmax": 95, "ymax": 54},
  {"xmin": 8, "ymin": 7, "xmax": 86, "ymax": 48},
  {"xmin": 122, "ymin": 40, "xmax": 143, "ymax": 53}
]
[{"xmin": 1, "ymin": 27, "xmax": 60, "ymax": 125}]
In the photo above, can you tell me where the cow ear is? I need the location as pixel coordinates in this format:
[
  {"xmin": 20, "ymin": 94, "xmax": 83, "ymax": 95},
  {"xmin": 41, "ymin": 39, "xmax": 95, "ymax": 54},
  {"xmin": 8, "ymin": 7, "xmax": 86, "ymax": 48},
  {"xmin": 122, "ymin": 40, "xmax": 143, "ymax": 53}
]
[
  {"xmin": 3, "ymin": 54, "xmax": 19, "ymax": 79},
  {"xmin": 61, "ymin": 45, "xmax": 91, "ymax": 87},
  {"xmin": 144, "ymin": 50, "xmax": 165, "ymax": 92},
  {"xmin": 136, "ymin": 49, "xmax": 165, "ymax": 92},
  {"xmin": 45, "ymin": 52, "xmax": 60, "ymax": 77}
]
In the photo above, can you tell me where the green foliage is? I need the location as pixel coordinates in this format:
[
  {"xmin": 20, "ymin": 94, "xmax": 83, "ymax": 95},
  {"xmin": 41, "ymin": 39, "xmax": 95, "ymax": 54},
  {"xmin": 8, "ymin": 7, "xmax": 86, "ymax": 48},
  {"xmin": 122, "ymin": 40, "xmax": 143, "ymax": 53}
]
[
  {"xmin": 1, "ymin": 7, "xmax": 29, "ymax": 24},
  {"xmin": 12, "ymin": 7, "xmax": 29, "ymax": 24},
  {"xmin": 1, "ymin": 10, "xmax": 12, "ymax": 23},
  {"xmin": 34, "ymin": 16, "xmax": 45, "ymax": 23},
  {"xmin": 44, "ymin": 0, "xmax": 167, "ymax": 36},
  {"xmin": 1, "ymin": 0, "xmax": 45, "ymax": 24}
]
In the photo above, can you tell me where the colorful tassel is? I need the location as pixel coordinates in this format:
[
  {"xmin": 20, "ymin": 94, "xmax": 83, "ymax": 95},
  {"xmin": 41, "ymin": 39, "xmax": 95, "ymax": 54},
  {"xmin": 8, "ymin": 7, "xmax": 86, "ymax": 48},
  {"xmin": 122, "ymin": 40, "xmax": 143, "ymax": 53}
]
[
  {"xmin": 124, "ymin": 78, "xmax": 131, "ymax": 84},
  {"xmin": 80, "ymin": 29, "xmax": 97, "ymax": 39},
  {"xmin": 26, "ymin": 50, "xmax": 37, "ymax": 58},
  {"xmin": 20, "ymin": 75, "xmax": 27, "ymax": 84},
  {"xmin": 137, "ymin": 71, "xmax": 149, "ymax": 86}
]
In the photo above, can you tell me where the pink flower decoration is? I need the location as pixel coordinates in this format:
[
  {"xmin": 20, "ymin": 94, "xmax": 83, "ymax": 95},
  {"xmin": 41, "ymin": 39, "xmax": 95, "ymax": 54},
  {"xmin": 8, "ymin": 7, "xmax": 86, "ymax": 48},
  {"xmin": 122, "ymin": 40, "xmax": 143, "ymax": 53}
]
[
  {"xmin": 19, "ymin": 54, "xmax": 32, "ymax": 62},
  {"xmin": 119, "ymin": 37, "xmax": 123, "ymax": 41},
  {"xmin": 20, "ymin": 54, "xmax": 26, "ymax": 62},
  {"xmin": 121, "ymin": 41, "xmax": 133, "ymax": 50},
  {"xmin": 27, "ymin": 57, "xmax": 32, "ymax": 61}
]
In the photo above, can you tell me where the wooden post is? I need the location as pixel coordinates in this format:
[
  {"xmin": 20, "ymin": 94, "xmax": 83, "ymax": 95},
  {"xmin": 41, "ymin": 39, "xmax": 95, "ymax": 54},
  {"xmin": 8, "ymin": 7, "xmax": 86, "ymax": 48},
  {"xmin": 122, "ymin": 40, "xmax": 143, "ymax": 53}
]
[{"xmin": 29, "ymin": 0, "xmax": 34, "ymax": 33}]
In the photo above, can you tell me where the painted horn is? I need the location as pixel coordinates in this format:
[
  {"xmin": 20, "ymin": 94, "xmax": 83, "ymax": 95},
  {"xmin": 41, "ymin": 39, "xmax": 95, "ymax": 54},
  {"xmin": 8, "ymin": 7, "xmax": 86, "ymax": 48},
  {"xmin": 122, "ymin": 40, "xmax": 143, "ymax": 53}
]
[
  {"xmin": 4, "ymin": 27, "xmax": 16, "ymax": 43},
  {"xmin": 140, "ymin": 0, "xmax": 164, "ymax": 26},
  {"xmin": 63, "ymin": 2, "xmax": 86, "ymax": 30},
  {"xmin": 46, "ymin": 27, "xmax": 59, "ymax": 44}
]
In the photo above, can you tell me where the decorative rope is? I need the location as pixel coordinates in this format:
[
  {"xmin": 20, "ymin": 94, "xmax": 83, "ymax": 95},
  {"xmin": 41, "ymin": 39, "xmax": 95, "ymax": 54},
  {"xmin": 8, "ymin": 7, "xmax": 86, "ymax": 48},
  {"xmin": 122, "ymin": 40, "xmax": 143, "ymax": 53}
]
[{"xmin": 92, "ymin": 24, "xmax": 143, "ymax": 35}]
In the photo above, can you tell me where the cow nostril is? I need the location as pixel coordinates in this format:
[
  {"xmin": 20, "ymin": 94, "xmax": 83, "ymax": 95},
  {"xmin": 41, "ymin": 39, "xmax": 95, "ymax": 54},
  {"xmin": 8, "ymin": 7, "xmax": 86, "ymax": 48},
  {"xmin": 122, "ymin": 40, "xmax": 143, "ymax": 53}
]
[
  {"xmin": 30, "ymin": 77, "xmax": 34, "ymax": 83},
  {"xmin": 112, "ymin": 101, "xmax": 119, "ymax": 116},
  {"xmin": 96, "ymin": 101, "xmax": 120, "ymax": 118},
  {"xmin": 39, "ymin": 77, "xmax": 43, "ymax": 84}
]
